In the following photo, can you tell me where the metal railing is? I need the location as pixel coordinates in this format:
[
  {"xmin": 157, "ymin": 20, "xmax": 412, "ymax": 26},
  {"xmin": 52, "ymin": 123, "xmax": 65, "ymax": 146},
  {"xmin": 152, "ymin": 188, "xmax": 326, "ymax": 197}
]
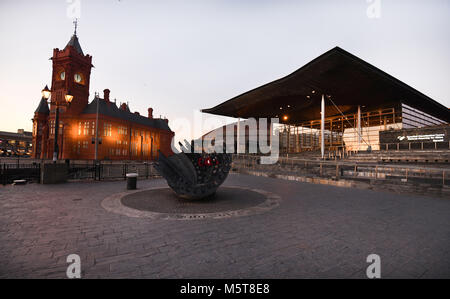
[
  {"xmin": 232, "ymin": 154, "xmax": 450, "ymax": 187},
  {"xmin": 279, "ymin": 141, "xmax": 450, "ymax": 157},
  {"xmin": 380, "ymin": 141, "xmax": 450, "ymax": 151},
  {"xmin": 0, "ymin": 160, "xmax": 159, "ymax": 185},
  {"xmin": 68, "ymin": 161, "xmax": 158, "ymax": 181},
  {"xmin": 1, "ymin": 162, "xmax": 41, "ymax": 185}
]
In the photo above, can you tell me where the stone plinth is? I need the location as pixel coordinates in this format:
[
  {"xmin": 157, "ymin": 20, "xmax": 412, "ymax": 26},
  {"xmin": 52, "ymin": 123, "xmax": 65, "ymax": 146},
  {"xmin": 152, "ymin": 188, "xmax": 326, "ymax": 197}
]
[{"xmin": 40, "ymin": 163, "xmax": 68, "ymax": 184}]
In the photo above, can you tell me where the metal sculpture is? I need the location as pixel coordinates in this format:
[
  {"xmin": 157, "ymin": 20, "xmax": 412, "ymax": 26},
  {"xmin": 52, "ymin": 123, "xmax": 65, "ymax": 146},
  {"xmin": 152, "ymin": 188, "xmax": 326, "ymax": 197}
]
[{"xmin": 155, "ymin": 142, "xmax": 232, "ymax": 200}]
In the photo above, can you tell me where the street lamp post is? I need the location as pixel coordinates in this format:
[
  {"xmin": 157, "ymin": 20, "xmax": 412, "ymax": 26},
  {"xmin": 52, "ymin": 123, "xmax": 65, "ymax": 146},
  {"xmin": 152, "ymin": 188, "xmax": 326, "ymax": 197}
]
[
  {"xmin": 53, "ymin": 100, "xmax": 60, "ymax": 162},
  {"xmin": 94, "ymin": 94, "xmax": 100, "ymax": 161},
  {"xmin": 42, "ymin": 85, "xmax": 73, "ymax": 163}
]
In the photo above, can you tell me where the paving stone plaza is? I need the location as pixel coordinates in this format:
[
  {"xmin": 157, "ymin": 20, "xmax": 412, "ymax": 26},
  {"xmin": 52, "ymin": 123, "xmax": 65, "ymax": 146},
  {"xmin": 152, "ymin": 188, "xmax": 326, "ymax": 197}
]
[{"xmin": 1, "ymin": 174, "xmax": 449, "ymax": 279}]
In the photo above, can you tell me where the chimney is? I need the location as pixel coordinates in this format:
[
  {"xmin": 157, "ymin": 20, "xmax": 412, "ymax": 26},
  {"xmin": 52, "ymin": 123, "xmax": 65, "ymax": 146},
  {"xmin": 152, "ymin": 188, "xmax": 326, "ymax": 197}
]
[
  {"xmin": 120, "ymin": 103, "xmax": 128, "ymax": 111},
  {"xmin": 134, "ymin": 111, "xmax": 140, "ymax": 116},
  {"xmin": 103, "ymin": 89, "xmax": 110, "ymax": 102},
  {"xmin": 148, "ymin": 108, "xmax": 153, "ymax": 119},
  {"xmin": 164, "ymin": 118, "xmax": 168, "ymax": 124}
]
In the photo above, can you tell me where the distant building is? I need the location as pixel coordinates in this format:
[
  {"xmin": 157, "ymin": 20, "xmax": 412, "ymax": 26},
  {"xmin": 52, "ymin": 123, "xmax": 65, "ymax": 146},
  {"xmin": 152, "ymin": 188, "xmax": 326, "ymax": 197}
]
[
  {"xmin": 202, "ymin": 47, "xmax": 450, "ymax": 153},
  {"xmin": 0, "ymin": 129, "xmax": 33, "ymax": 157},
  {"xmin": 32, "ymin": 29, "xmax": 174, "ymax": 160}
]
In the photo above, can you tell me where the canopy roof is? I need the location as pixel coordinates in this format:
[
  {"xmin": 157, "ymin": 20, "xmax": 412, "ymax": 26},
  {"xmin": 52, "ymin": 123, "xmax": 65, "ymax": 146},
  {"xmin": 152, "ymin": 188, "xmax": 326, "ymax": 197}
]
[{"xmin": 202, "ymin": 47, "xmax": 450, "ymax": 124}]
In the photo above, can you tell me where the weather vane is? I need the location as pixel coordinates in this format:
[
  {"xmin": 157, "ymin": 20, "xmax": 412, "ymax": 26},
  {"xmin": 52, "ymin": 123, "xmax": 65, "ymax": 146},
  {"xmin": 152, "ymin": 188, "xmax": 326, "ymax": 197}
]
[{"xmin": 73, "ymin": 18, "xmax": 78, "ymax": 36}]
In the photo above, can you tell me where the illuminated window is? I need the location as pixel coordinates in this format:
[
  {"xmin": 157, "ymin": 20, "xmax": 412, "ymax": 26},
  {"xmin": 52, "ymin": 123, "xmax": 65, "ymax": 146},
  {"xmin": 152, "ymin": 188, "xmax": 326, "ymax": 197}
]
[
  {"xmin": 78, "ymin": 122, "xmax": 82, "ymax": 135},
  {"xmin": 83, "ymin": 122, "xmax": 89, "ymax": 135},
  {"xmin": 103, "ymin": 123, "xmax": 112, "ymax": 137},
  {"xmin": 91, "ymin": 122, "xmax": 95, "ymax": 135},
  {"xmin": 82, "ymin": 141, "xmax": 88, "ymax": 149},
  {"xmin": 118, "ymin": 126, "xmax": 127, "ymax": 135},
  {"xmin": 50, "ymin": 120, "xmax": 55, "ymax": 135}
]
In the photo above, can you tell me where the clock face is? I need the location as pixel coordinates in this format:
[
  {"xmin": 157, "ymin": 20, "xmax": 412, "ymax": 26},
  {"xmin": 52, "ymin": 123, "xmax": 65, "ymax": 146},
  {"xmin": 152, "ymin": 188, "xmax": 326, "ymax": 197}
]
[
  {"xmin": 74, "ymin": 73, "xmax": 82, "ymax": 83},
  {"xmin": 60, "ymin": 72, "xmax": 65, "ymax": 80}
]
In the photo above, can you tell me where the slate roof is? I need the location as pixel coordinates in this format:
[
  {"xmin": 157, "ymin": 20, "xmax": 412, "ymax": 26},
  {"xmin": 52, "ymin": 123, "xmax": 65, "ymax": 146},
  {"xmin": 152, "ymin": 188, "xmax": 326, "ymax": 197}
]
[
  {"xmin": 81, "ymin": 97, "xmax": 172, "ymax": 131},
  {"xmin": 34, "ymin": 97, "xmax": 50, "ymax": 114},
  {"xmin": 65, "ymin": 34, "xmax": 84, "ymax": 55}
]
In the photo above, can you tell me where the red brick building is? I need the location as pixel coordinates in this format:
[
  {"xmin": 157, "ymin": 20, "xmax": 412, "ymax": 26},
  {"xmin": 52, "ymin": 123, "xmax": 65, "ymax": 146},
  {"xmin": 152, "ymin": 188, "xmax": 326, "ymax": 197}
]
[{"xmin": 32, "ymin": 31, "xmax": 174, "ymax": 161}]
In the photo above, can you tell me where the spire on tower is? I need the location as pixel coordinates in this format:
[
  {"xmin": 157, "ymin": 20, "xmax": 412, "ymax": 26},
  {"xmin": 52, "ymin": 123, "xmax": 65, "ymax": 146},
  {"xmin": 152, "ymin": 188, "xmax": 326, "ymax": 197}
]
[
  {"xmin": 73, "ymin": 18, "xmax": 78, "ymax": 36},
  {"xmin": 65, "ymin": 19, "xmax": 84, "ymax": 55}
]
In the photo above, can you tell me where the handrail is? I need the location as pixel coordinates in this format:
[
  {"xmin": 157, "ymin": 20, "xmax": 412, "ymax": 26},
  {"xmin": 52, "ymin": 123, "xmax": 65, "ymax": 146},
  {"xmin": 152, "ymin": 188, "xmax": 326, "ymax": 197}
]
[{"xmin": 232, "ymin": 154, "xmax": 450, "ymax": 172}]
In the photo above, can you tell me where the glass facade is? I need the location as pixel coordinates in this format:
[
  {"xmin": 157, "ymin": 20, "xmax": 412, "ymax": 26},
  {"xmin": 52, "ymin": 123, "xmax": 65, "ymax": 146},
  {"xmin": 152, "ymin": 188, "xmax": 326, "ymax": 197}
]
[{"xmin": 401, "ymin": 103, "xmax": 446, "ymax": 129}]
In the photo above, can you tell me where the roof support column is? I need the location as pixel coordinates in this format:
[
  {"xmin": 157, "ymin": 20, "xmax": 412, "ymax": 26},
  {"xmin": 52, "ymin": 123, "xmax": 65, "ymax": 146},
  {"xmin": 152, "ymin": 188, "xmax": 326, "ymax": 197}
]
[
  {"xmin": 357, "ymin": 105, "xmax": 361, "ymax": 151},
  {"xmin": 321, "ymin": 94, "xmax": 325, "ymax": 159},
  {"xmin": 237, "ymin": 117, "xmax": 240, "ymax": 154}
]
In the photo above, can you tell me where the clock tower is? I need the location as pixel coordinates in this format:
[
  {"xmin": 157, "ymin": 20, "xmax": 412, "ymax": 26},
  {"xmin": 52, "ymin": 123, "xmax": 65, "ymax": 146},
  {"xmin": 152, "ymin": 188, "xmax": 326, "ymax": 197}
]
[
  {"xmin": 32, "ymin": 22, "xmax": 175, "ymax": 161},
  {"xmin": 50, "ymin": 24, "xmax": 93, "ymax": 115}
]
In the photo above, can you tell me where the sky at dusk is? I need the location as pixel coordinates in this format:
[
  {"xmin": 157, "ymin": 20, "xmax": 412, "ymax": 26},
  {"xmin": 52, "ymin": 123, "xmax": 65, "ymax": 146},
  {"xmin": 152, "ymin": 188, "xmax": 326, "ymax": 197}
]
[{"xmin": 0, "ymin": 0, "xmax": 449, "ymax": 143}]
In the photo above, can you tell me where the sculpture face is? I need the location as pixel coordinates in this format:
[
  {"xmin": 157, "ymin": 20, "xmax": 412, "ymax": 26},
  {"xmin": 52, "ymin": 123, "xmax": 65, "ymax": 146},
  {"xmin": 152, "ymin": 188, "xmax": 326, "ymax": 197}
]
[{"xmin": 155, "ymin": 152, "xmax": 232, "ymax": 200}]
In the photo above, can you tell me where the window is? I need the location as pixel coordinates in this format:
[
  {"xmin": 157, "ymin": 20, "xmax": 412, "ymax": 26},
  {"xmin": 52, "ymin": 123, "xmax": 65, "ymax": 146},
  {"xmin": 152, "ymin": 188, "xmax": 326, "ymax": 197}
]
[
  {"xmin": 143, "ymin": 143, "xmax": 148, "ymax": 155},
  {"xmin": 33, "ymin": 122, "xmax": 37, "ymax": 136},
  {"xmin": 91, "ymin": 122, "xmax": 95, "ymax": 136},
  {"xmin": 83, "ymin": 122, "xmax": 89, "ymax": 135},
  {"xmin": 131, "ymin": 142, "xmax": 138, "ymax": 156},
  {"xmin": 73, "ymin": 141, "xmax": 81, "ymax": 154},
  {"xmin": 401, "ymin": 104, "xmax": 447, "ymax": 129},
  {"xmin": 82, "ymin": 141, "xmax": 88, "ymax": 149},
  {"xmin": 50, "ymin": 120, "xmax": 55, "ymax": 135},
  {"xmin": 104, "ymin": 123, "xmax": 112, "ymax": 137},
  {"xmin": 78, "ymin": 122, "xmax": 82, "ymax": 135},
  {"xmin": 118, "ymin": 126, "xmax": 127, "ymax": 135},
  {"xmin": 152, "ymin": 134, "xmax": 158, "ymax": 157}
]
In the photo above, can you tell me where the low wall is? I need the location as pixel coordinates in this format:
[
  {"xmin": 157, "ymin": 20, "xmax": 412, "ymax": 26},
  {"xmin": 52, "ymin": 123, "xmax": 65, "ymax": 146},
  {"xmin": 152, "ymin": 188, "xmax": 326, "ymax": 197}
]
[{"xmin": 40, "ymin": 163, "xmax": 68, "ymax": 184}]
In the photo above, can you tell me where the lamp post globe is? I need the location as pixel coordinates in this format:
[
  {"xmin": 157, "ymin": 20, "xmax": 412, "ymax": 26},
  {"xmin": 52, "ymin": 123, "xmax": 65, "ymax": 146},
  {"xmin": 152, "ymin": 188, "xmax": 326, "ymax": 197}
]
[{"xmin": 42, "ymin": 85, "xmax": 51, "ymax": 99}]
